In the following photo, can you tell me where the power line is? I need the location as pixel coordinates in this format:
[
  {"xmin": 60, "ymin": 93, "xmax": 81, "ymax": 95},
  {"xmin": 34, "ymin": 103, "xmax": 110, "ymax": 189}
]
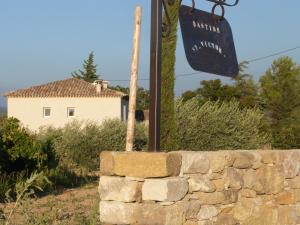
[
  {"xmin": 247, "ymin": 46, "xmax": 300, "ymax": 63},
  {"xmin": 107, "ymin": 45, "xmax": 300, "ymax": 82}
]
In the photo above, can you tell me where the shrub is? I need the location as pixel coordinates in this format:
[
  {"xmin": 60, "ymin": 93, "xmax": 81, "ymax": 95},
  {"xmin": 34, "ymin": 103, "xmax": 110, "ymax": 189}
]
[
  {"xmin": 175, "ymin": 98, "xmax": 270, "ymax": 150},
  {"xmin": 51, "ymin": 119, "xmax": 148, "ymax": 172},
  {"xmin": 97, "ymin": 119, "xmax": 127, "ymax": 151},
  {"xmin": 52, "ymin": 121, "xmax": 99, "ymax": 172},
  {"xmin": 0, "ymin": 118, "xmax": 46, "ymax": 173},
  {"xmin": 0, "ymin": 173, "xmax": 12, "ymax": 202},
  {"xmin": 97, "ymin": 119, "xmax": 148, "ymax": 151},
  {"xmin": 37, "ymin": 126, "xmax": 63, "ymax": 169}
]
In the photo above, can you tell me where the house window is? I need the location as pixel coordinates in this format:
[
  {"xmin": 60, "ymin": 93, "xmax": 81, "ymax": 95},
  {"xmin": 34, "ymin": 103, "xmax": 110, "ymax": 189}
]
[
  {"xmin": 67, "ymin": 107, "xmax": 75, "ymax": 117},
  {"xmin": 43, "ymin": 107, "xmax": 51, "ymax": 117}
]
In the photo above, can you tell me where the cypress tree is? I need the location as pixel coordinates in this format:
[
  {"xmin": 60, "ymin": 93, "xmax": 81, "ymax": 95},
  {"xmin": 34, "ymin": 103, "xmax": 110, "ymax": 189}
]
[
  {"xmin": 72, "ymin": 52, "xmax": 99, "ymax": 82},
  {"xmin": 160, "ymin": 1, "xmax": 180, "ymax": 150}
]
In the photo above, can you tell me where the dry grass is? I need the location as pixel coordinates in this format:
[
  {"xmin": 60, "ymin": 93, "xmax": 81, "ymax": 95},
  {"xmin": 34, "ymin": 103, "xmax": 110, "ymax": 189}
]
[{"xmin": 0, "ymin": 183, "xmax": 100, "ymax": 225}]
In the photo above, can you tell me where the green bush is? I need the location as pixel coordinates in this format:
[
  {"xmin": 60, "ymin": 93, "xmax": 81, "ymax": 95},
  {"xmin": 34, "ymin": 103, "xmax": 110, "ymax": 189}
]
[
  {"xmin": 46, "ymin": 119, "xmax": 148, "ymax": 172},
  {"xmin": 270, "ymin": 107, "xmax": 300, "ymax": 149},
  {"xmin": 97, "ymin": 119, "xmax": 148, "ymax": 151},
  {"xmin": 175, "ymin": 98, "xmax": 270, "ymax": 150},
  {"xmin": 52, "ymin": 121, "xmax": 102, "ymax": 172},
  {"xmin": 37, "ymin": 126, "xmax": 63, "ymax": 169},
  {"xmin": 97, "ymin": 119, "xmax": 127, "ymax": 151},
  {"xmin": 0, "ymin": 118, "xmax": 46, "ymax": 173},
  {"xmin": 0, "ymin": 173, "xmax": 12, "ymax": 202}
]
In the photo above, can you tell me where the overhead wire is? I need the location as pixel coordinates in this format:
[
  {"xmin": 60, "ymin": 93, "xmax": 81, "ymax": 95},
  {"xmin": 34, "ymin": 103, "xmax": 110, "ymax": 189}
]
[
  {"xmin": 107, "ymin": 45, "xmax": 300, "ymax": 82},
  {"xmin": 247, "ymin": 46, "xmax": 300, "ymax": 63}
]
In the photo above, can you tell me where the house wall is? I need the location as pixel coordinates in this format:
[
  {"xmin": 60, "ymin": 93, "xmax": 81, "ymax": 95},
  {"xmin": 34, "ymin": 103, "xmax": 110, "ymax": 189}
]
[
  {"xmin": 99, "ymin": 150, "xmax": 300, "ymax": 225},
  {"xmin": 7, "ymin": 97, "xmax": 123, "ymax": 131}
]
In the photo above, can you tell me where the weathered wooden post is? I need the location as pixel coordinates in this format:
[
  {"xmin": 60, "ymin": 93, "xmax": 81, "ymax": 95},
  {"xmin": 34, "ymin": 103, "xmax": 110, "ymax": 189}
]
[{"xmin": 126, "ymin": 6, "xmax": 142, "ymax": 152}]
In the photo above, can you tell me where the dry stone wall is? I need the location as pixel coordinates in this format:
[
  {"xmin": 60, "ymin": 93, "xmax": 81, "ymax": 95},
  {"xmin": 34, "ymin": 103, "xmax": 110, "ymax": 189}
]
[{"xmin": 99, "ymin": 150, "xmax": 300, "ymax": 225}]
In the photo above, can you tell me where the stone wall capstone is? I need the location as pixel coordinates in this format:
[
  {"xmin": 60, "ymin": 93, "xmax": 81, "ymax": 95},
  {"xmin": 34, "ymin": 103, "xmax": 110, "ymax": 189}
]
[{"xmin": 99, "ymin": 150, "xmax": 300, "ymax": 225}]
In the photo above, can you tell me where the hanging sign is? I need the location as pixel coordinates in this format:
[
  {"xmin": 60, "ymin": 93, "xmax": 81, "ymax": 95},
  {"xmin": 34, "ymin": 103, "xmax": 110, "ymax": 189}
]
[{"xmin": 179, "ymin": 5, "xmax": 239, "ymax": 77}]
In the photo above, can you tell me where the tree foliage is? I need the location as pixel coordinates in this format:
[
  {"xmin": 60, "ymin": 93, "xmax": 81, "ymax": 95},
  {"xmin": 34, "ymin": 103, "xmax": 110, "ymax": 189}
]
[
  {"xmin": 160, "ymin": 0, "xmax": 180, "ymax": 150},
  {"xmin": 72, "ymin": 52, "xmax": 99, "ymax": 82},
  {"xmin": 0, "ymin": 118, "xmax": 46, "ymax": 173},
  {"xmin": 46, "ymin": 119, "xmax": 148, "ymax": 172},
  {"xmin": 109, "ymin": 85, "xmax": 150, "ymax": 110},
  {"xmin": 259, "ymin": 56, "xmax": 300, "ymax": 148},
  {"xmin": 181, "ymin": 62, "xmax": 259, "ymax": 109},
  {"xmin": 176, "ymin": 98, "xmax": 270, "ymax": 150}
]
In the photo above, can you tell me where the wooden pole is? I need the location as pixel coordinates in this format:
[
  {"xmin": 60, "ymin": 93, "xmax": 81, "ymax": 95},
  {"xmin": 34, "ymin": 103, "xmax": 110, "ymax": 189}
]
[{"xmin": 126, "ymin": 6, "xmax": 142, "ymax": 152}]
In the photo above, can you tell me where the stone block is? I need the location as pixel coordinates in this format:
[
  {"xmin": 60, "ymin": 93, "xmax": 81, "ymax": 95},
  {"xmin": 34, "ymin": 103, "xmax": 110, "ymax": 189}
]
[
  {"xmin": 184, "ymin": 221, "xmax": 198, "ymax": 225},
  {"xmin": 223, "ymin": 168, "xmax": 244, "ymax": 190},
  {"xmin": 180, "ymin": 152, "xmax": 210, "ymax": 174},
  {"xmin": 142, "ymin": 177, "xmax": 188, "ymax": 202},
  {"xmin": 278, "ymin": 205, "xmax": 298, "ymax": 225},
  {"xmin": 261, "ymin": 151, "xmax": 279, "ymax": 164},
  {"xmin": 240, "ymin": 189, "xmax": 256, "ymax": 198},
  {"xmin": 253, "ymin": 165, "xmax": 284, "ymax": 194},
  {"xmin": 243, "ymin": 205, "xmax": 278, "ymax": 225},
  {"xmin": 281, "ymin": 151, "xmax": 300, "ymax": 178},
  {"xmin": 100, "ymin": 151, "xmax": 115, "ymax": 175},
  {"xmin": 100, "ymin": 151, "xmax": 182, "ymax": 178},
  {"xmin": 251, "ymin": 152, "xmax": 263, "ymax": 169},
  {"xmin": 293, "ymin": 189, "xmax": 300, "ymax": 202},
  {"xmin": 137, "ymin": 202, "xmax": 185, "ymax": 225},
  {"xmin": 223, "ymin": 189, "xmax": 239, "ymax": 204},
  {"xmin": 275, "ymin": 191, "xmax": 295, "ymax": 205},
  {"xmin": 197, "ymin": 205, "xmax": 219, "ymax": 220},
  {"xmin": 198, "ymin": 221, "xmax": 215, "ymax": 225},
  {"xmin": 100, "ymin": 201, "xmax": 185, "ymax": 225},
  {"xmin": 188, "ymin": 175, "xmax": 216, "ymax": 193},
  {"xmin": 288, "ymin": 176, "xmax": 300, "ymax": 189},
  {"xmin": 297, "ymin": 204, "xmax": 300, "ymax": 215},
  {"xmin": 185, "ymin": 200, "xmax": 201, "ymax": 220},
  {"xmin": 208, "ymin": 172, "xmax": 223, "ymax": 180},
  {"xmin": 99, "ymin": 176, "xmax": 140, "ymax": 202},
  {"xmin": 216, "ymin": 214, "xmax": 238, "ymax": 225},
  {"xmin": 208, "ymin": 152, "xmax": 232, "ymax": 173},
  {"xmin": 100, "ymin": 201, "xmax": 138, "ymax": 224},
  {"xmin": 233, "ymin": 152, "xmax": 254, "ymax": 169},
  {"xmin": 213, "ymin": 179, "xmax": 225, "ymax": 192},
  {"xmin": 191, "ymin": 192, "xmax": 225, "ymax": 205},
  {"xmin": 232, "ymin": 197, "xmax": 262, "ymax": 222},
  {"xmin": 242, "ymin": 169, "xmax": 256, "ymax": 189}
]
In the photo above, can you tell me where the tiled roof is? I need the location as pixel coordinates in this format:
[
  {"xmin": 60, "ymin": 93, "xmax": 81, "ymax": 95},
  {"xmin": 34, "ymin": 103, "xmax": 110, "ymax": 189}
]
[{"xmin": 4, "ymin": 78, "xmax": 127, "ymax": 98}]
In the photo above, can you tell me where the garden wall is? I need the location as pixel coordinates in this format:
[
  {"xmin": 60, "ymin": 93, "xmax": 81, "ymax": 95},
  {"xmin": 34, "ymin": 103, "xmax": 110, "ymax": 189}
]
[{"xmin": 99, "ymin": 150, "xmax": 300, "ymax": 225}]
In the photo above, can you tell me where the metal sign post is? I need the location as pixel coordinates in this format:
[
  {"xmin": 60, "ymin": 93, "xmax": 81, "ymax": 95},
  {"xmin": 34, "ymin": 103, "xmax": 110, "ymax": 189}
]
[
  {"xmin": 149, "ymin": 0, "xmax": 162, "ymax": 152},
  {"xmin": 148, "ymin": 0, "xmax": 239, "ymax": 152}
]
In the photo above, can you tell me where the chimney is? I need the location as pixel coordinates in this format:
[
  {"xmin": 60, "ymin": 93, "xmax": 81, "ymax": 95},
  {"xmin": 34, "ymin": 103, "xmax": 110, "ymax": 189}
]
[
  {"xmin": 102, "ymin": 81, "xmax": 109, "ymax": 89},
  {"xmin": 93, "ymin": 80, "xmax": 103, "ymax": 94}
]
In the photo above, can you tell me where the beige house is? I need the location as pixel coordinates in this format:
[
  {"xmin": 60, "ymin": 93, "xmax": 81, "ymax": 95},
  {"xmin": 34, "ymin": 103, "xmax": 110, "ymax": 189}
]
[{"xmin": 5, "ymin": 78, "xmax": 128, "ymax": 131}]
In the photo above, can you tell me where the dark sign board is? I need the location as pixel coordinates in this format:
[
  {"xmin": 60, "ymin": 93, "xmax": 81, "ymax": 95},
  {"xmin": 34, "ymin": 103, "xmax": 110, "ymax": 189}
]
[{"xmin": 179, "ymin": 5, "xmax": 239, "ymax": 77}]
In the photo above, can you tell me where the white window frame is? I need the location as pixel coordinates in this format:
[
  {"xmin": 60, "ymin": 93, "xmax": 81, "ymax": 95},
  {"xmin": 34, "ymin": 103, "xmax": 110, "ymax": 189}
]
[
  {"xmin": 67, "ymin": 107, "xmax": 75, "ymax": 118},
  {"xmin": 43, "ymin": 107, "xmax": 51, "ymax": 118}
]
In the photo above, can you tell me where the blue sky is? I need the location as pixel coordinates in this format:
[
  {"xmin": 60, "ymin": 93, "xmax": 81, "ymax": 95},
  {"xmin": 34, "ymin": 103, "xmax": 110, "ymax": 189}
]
[{"xmin": 0, "ymin": 0, "xmax": 300, "ymax": 107}]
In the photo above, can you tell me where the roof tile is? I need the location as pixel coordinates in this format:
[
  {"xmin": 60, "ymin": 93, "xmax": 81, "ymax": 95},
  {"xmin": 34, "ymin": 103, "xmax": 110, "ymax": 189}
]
[{"xmin": 4, "ymin": 78, "xmax": 127, "ymax": 98}]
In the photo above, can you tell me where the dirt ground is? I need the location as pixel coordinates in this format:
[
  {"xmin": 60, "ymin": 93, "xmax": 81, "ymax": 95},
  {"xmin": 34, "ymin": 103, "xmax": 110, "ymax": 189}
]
[{"xmin": 0, "ymin": 183, "xmax": 100, "ymax": 225}]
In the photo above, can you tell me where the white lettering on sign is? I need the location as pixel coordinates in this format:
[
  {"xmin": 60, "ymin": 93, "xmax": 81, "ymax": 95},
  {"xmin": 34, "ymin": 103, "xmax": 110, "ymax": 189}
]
[
  {"xmin": 192, "ymin": 20, "xmax": 221, "ymax": 34},
  {"xmin": 191, "ymin": 41, "xmax": 226, "ymax": 58}
]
